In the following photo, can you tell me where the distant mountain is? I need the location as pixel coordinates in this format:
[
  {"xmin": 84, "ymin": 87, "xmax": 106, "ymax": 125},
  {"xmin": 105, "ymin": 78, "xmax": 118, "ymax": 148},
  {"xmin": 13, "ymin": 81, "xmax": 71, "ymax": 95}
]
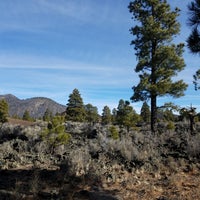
[{"xmin": 0, "ymin": 94, "xmax": 66, "ymax": 118}]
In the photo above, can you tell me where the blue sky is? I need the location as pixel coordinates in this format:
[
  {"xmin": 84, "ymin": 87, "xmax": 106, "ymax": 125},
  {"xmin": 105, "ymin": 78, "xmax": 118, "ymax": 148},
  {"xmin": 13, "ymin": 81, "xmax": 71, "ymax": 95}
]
[{"xmin": 0, "ymin": 0, "xmax": 199, "ymax": 113}]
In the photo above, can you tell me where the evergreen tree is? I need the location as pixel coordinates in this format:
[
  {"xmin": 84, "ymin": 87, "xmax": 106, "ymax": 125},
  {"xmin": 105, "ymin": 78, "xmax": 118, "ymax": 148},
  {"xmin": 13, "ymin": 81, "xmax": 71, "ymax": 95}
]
[
  {"xmin": 140, "ymin": 101, "xmax": 151, "ymax": 123},
  {"xmin": 12, "ymin": 114, "xmax": 20, "ymax": 119},
  {"xmin": 41, "ymin": 115, "xmax": 71, "ymax": 153},
  {"xmin": 187, "ymin": 0, "xmax": 200, "ymax": 90},
  {"xmin": 85, "ymin": 103, "xmax": 99, "ymax": 123},
  {"xmin": 0, "ymin": 99, "xmax": 9, "ymax": 123},
  {"xmin": 179, "ymin": 106, "xmax": 197, "ymax": 133},
  {"xmin": 129, "ymin": 0, "xmax": 187, "ymax": 132},
  {"xmin": 102, "ymin": 106, "xmax": 112, "ymax": 125},
  {"xmin": 158, "ymin": 102, "xmax": 179, "ymax": 122},
  {"xmin": 112, "ymin": 108, "xmax": 117, "ymax": 124},
  {"xmin": 163, "ymin": 108, "xmax": 175, "ymax": 122},
  {"xmin": 43, "ymin": 108, "xmax": 53, "ymax": 121},
  {"xmin": 65, "ymin": 89, "xmax": 86, "ymax": 122},
  {"xmin": 116, "ymin": 99, "xmax": 140, "ymax": 131},
  {"xmin": 116, "ymin": 99, "xmax": 126, "ymax": 125},
  {"xmin": 187, "ymin": 0, "xmax": 200, "ymax": 54},
  {"xmin": 23, "ymin": 110, "xmax": 32, "ymax": 121}
]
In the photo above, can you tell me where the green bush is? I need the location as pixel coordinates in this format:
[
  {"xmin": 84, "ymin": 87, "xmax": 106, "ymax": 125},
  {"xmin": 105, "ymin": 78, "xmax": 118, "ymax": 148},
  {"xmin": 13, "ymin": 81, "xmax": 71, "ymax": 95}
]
[
  {"xmin": 0, "ymin": 99, "xmax": 9, "ymax": 123},
  {"xmin": 109, "ymin": 126, "xmax": 119, "ymax": 140},
  {"xmin": 166, "ymin": 121, "xmax": 175, "ymax": 131},
  {"xmin": 41, "ymin": 115, "xmax": 71, "ymax": 152}
]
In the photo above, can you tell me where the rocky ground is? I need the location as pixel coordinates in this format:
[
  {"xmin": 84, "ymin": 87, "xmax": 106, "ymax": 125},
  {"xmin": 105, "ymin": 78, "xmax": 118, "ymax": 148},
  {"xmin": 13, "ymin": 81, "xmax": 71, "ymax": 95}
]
[{"xmin": 0, "ymin": 120, "xmax": 200, "ymax": 199}]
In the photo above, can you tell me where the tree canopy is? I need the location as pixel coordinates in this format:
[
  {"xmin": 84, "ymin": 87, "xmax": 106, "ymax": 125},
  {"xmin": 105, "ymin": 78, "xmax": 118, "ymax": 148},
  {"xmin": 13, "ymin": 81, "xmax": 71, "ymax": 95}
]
[
  {"xmin": 187, "ymin": 0, "xmax": 200, "ymax": 54},
  {"xmin": 187, "ymin": 0, "xmax": 200, "ymax": 90}
]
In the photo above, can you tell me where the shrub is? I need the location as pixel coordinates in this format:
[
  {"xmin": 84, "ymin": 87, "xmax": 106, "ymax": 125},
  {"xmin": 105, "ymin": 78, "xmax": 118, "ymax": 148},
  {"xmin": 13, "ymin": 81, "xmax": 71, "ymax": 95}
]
[
  {"xmin": 0, "ymin": 99, "xmax": 9, "ymax": 123},
  {"xmin": 166, "ymin": 121, "xmax": 175, "ymax": 131},
  {"xmin": 109, "ymin": 126, "xmax": 119, "ymax": 140},
  {"xmin": 41, "ymin": 115, "xmax": 71, "ymax": 153}
]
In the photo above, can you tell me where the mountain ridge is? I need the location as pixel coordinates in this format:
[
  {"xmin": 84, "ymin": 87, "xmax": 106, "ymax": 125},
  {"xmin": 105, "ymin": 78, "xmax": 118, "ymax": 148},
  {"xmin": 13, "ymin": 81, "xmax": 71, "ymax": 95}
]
[{"xmin": 0, "ymin": 94, "xmax": 66, "ymax": 118}]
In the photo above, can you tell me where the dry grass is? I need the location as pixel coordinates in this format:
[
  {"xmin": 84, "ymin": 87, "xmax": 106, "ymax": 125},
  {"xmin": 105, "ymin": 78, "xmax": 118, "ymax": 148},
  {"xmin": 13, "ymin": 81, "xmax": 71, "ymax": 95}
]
[{"xmin": 8, "ymin": 118, "xmax": 35, "ymax": 126}]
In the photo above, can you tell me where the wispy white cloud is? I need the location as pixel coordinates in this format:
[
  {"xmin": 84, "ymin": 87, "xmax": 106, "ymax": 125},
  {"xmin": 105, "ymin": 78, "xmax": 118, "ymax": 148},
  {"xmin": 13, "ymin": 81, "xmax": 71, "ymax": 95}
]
[
  {"xmin": 0, "ymin": 51, "xmax": 136, "ymax": 112},
  {"xmin": 37, "ymin": 0, "xmax": 130, "ymax": 25},
  {"xmin": 38, "ymin": 0, "xmax": 94, "ymax": 22},
  {"xmin": 0, "ymin": 0, "xmax": 129, "ymax": 33},
  {"xmin": 0, "ymin": 53, "xmax": 135, "ymax": 86}
]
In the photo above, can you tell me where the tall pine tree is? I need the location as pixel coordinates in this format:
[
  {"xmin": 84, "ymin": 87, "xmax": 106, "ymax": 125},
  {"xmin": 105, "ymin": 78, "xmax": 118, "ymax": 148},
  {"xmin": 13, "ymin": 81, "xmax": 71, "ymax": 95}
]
[
  {"xmin": 66, "ymin": 89, "xmax": 86, "ymax": 122},
  {"xmin": 102, "ymin": 106, "xmax": 112, "ymax": 125},
  {"xmin": 128, "ymin": 0, "xmax": 187, "ymax": 132}
]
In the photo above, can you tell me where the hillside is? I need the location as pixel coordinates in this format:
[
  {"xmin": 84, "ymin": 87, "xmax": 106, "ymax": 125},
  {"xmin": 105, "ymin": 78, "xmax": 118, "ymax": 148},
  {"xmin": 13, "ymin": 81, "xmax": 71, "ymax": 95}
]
[{"xmin": 0, "ymin": 94, "xmax": 66, "ymax": 118}]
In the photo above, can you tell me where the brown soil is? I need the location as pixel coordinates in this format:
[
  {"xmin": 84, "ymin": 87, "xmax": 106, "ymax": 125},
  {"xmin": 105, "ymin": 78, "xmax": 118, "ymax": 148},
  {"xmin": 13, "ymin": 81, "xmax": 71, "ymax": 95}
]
[{"xmin": 0, "ymin": 165, "xmax": 199, "ymax": 200}]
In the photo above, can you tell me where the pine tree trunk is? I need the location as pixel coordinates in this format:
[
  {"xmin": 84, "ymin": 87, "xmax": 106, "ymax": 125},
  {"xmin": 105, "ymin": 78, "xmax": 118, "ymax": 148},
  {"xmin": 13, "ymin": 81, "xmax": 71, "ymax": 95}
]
[{"xmin": 151, "ymin": 95, "xmax": 157, "ymax": 133}]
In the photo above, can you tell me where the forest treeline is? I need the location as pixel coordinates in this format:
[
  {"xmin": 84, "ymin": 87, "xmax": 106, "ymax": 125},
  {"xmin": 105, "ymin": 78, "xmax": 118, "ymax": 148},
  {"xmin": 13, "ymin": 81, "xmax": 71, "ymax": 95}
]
[{"xmin": 0, "ymin": 88, "xmax": 199, "ymax": 132}]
